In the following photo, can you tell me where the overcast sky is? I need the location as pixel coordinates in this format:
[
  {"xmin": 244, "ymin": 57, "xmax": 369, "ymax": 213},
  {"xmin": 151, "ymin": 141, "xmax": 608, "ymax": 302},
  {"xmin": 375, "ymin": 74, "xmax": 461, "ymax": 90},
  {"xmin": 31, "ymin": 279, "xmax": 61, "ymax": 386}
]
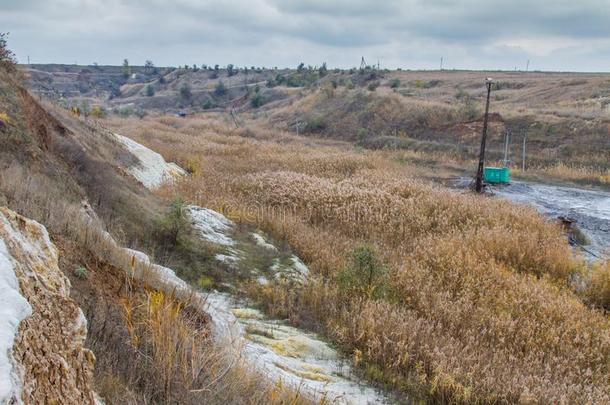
[{"xmin": 2, "ymin": 0, "xmax": 610, "ymax": 72}]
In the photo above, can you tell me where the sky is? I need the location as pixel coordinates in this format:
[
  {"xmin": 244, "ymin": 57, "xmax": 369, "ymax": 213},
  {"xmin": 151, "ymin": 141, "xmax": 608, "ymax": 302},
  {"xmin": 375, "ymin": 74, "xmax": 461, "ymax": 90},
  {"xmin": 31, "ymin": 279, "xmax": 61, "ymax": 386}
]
[{"xmin": 1, "ymin": 0, "xmax": 610, "ymax": 72}]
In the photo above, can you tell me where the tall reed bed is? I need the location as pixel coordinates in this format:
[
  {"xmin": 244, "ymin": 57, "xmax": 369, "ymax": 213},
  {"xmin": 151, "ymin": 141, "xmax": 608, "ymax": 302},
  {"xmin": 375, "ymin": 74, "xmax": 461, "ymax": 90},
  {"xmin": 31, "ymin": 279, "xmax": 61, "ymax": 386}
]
[{"xmin": 109, "ymin": 114, "xmax": 610, "ymax": 403}]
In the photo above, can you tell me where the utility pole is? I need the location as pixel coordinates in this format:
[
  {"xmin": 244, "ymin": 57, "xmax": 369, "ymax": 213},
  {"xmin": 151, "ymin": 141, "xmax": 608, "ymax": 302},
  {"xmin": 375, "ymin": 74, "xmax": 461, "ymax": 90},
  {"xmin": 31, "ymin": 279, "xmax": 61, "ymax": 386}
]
[
  {"xmin": 360, "ymin": 57, "xmax": 367, "ymax": 70},
  {"xmin": 475, "ymin": 78, "xmax": 494, "ymax": 193},
  {"xmin": 526, "ymin": 59, "xmax": 530, "ymax": 72},
  {"xmin": 440, "ymin": 56, "xmax": 443, "ymax": 71},
  {"xmin": 522, "ymin": 134, "xmax": 527, "ymax": 172}
]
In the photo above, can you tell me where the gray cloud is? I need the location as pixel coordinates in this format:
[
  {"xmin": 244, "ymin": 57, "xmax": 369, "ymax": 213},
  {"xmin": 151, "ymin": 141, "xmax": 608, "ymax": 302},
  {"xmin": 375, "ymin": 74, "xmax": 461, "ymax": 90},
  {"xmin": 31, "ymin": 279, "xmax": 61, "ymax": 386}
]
[{"xmin": 1, "ymin": 0, "xmax": 609, "ymax": 71}]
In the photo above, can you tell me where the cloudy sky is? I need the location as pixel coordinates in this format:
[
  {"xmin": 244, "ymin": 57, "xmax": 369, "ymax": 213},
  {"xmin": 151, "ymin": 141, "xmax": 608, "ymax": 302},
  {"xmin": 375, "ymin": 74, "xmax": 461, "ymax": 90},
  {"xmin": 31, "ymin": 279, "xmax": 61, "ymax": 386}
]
[{"xmin": 2, "ymin": 0, "xmax": 610, "ymax": 71}]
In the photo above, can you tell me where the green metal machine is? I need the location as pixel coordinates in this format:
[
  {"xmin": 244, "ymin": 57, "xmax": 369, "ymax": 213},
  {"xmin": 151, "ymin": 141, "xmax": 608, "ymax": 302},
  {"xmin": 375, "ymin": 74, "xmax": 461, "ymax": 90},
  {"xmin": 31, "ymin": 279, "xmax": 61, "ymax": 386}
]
[{"xmin": 484, "ymin": 167, "xmax": 510, "ymax": 184}]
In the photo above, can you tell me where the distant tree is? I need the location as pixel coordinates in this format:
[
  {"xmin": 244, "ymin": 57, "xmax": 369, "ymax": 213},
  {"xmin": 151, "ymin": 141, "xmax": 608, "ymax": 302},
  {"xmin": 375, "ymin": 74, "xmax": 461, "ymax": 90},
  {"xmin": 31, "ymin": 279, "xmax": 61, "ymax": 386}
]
[
  {"xmin": 227, "ymin": 64, "xmax": 236, "ymax": 76},
  {"xmin": 122, "ymin": 59, "xmax": 130, "ymax": 78},
  {"xmin": 214, "ymin": 64, "xmax": 220, "ymax": 72},
  {"xmin": 158, "ymin": 75, "xmax": 166, "ymax": 84},
  {"xmin": 0, "ymin": 33, "xmax": 17, "ymax": 72},
  {"xmin": 179, "ymin": 83, "xmax": 192, "ymax": 101},
  {"xmin": 318, "ymin": 62, "xmax": 328, "ymax": 77},
  {"xmin": 145, "ymin": 84, "xmax": 155, "ymax": 97},
  {"xmin": 214, "ymin": 81, "xmax": 227, "ymax": 96},
  {"xmin": 297, "ymin": 62, "xmax": 305, "ymax": 72},
  {"xmin": 275, "ymin": 74, "xmax": 286, "ymax": 85},
  {"xmin": 144, "ymin": 60, "xmax": 156, "ymax": 74},
  {"xmin": 192, "ymin": 64, "xmax": 199, "ymax": 71}
]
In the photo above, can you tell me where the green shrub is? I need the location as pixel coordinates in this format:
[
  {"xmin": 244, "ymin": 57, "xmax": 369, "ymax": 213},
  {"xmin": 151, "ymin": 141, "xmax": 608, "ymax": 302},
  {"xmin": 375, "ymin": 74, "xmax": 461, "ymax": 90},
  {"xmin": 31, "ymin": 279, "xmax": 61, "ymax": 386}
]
[
  {"xmin": 305, "ymin": 115, "xmax": 327, "ymax": 132},
  {"xmin": 389, "ymin": 78, "xmax": 401, "ymax": 88},
  {"xmin": 250, "ymin": 88, "xmax": 265, "ymax": 108},
  {"xmin": 118, "ymin": 106, "xmax": 134, "ymax": 118},
  {"xmin": 74, "ymin": 267, "xmax": 88, "ymax": 279},
  {"xmin": 197, "ymin": 275, "xmax": 214, "ymax": 290},
  {"xmin": 202, "ymin": 99, "xmax": 216, "ymax": 110},
  {"xmin": 153, "ymin": 198, "xmax": 187, "ymax": 249},
  {"xmin": 338, "ymin": 245, "xmax": 387, "ymax": 299},
  {"xmin": 90, "ymin": 106, "xmax": 106, "ymax": 118},
  {"xmin": 179, "ymin": 83, "xmax": 192, "ymax": 101},
  {"xmin": 367, "ymin": 81, "xmax": 380, "ymax": 91},
  {"xmin": 145, "ymin": 84, "xmax": 155, "ymax": 97},
  {"xmin": 214, "ymin": 81, "xmax": 227, "ymax": 96}
]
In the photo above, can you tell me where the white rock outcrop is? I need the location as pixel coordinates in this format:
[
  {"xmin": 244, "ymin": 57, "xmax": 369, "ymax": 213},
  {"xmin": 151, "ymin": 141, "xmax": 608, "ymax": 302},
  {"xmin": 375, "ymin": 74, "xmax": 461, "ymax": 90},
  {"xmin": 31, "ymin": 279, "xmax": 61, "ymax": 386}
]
[
  {"xmin": 113, "ymin": 133, "xmax": 186, "ymax": 189},
  {"xmin": 0, "ymin": 207, "xmax": 97, "ymax": 405}
]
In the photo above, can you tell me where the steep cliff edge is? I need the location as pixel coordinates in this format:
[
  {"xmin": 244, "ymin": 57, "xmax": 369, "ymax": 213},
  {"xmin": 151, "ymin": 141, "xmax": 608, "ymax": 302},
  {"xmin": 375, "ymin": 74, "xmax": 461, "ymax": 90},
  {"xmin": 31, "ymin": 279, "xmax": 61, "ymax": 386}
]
[{"xmin": 0, "ymin": 207, "xmax": 97, "ymax": 405}]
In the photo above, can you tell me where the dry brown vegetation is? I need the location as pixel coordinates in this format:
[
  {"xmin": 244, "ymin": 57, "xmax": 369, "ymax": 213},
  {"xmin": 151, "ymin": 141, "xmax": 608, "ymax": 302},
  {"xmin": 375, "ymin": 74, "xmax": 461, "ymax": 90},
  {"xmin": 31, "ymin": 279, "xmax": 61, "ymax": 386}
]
[
  {"xmin": 109, "ymin": 113, "xmax": 610, "ymax": 403},
  {"xmin": 265, "ymin": 71, "xmax": 610, "ymax": 187},
  {"xmin": 0, "ymin": 68, "xmax": 310, "ymax": 404}
]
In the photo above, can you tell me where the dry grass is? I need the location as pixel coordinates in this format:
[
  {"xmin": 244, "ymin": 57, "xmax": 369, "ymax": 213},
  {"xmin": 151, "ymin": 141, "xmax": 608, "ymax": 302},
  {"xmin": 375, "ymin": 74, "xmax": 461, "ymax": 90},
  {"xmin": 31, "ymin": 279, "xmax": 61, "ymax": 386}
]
[
  {"xmin": 534, "ymin": 162, "xmax": 610, "ymax": 185},
  {"xmin": 108, "ymin": 112, "xmax": 610, "ymax": 403},
  {"xmin": 117, "ymin": 287, "xmax": 313, "ymax": 404},
  {"xmin": 587, "ymin": 261, "xmax": 610, "ymax": 311}
]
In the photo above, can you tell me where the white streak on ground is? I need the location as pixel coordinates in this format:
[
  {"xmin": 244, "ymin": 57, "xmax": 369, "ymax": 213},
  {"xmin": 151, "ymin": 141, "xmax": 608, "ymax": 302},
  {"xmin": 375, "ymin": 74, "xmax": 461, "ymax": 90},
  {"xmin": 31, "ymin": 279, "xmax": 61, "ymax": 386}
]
[
  {"xmin": 204, "ymin": 292, "xmax": 387, "ymax": 405},
  {"xmin": 252, "ymin": 232, "xmax": 278, "ymax": 251},
  {"xmin": 186, "ymin": 205, "xmax": 235, "ymax": 246}
]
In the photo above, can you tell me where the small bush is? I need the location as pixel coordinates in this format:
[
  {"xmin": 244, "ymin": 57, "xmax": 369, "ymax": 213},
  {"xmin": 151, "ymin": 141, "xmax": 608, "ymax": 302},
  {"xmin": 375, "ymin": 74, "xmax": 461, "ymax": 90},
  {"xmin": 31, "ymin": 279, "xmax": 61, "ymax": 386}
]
[
  {"xmin": 250, "ymin": 85, "xmax": 265, "ymax": 108},
  {"xmin": 455, "ymin": 87, "xmax": 469, "ymax": 100},
  {"xmin": 179, "ymin": 83, "xmax": 192, "ymax": 101},
  {"xmin": 367, "ymin": 81, "xmax": 380, "ymax": 91},
  {"xmin": 117, "ymin": 106, "xmax": 134, "ymax": 118},
  {"xmin": 73, "ymin": 267, "xmax": 88, "ymax": 279},
  {"xmin": 145, "ymin": 84, "xmax": 155, "ymax": 97},
  {"xmin": 338, "ymin": 245, "xmax": 387, "ymax": 299},
  {"xmin": 389, "ymin": 78, "xmax": 401, "ymax": 88},
  {"xmin": 214, "ymin": 81, "xmax": 227, "ymax": 97},
  {"xmin": 197, "ymin": 275, "xmax": 214, "ymax": 290},
  {"xmin": 305, "ymin": 115, "xmax": 326, "ymax": 132},
  {"xmin": 202, "ymin": 99, "xmax": 216, "ymax": 110},
  {"xmin": 153, "ymin": 198, "xmax": 187, "ymax": 249},
  {"xmin": 90, "ymin": 106, "xmax": 106, "ymax": 119}
]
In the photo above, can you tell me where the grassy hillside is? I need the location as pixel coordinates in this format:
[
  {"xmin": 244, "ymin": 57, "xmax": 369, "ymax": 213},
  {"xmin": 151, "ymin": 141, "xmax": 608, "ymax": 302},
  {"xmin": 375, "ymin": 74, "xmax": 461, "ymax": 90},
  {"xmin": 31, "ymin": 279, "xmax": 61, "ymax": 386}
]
[
  {"xmin": 268, "ymin": 70, "xmax": 610, "ymax": 187},
  {"xmin": 26, "ymin": 64, "xmax": 610, "ymax": 187},
  {"xmin": 0, "ymin": 66, "xmax": 307, "ymax": 403}
]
